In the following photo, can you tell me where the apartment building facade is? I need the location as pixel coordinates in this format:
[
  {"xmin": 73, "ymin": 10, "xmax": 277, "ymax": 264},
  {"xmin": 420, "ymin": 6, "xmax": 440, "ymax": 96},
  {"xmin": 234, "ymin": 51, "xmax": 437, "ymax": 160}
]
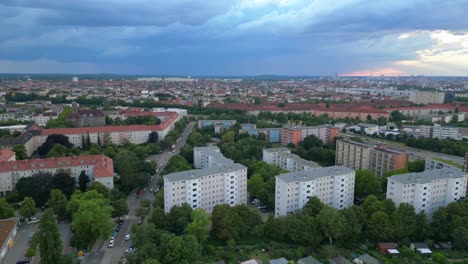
[
  {"xmin": 263, "ymin": 148, "xmax": 320, "ymax": 172},
  {"xmin": 0, "ymin": 112, "xmax": 180, "ymax": 156},
  {"xmin": 409, "ymin": 91, "xmax": 446, "ymax": 104},
  {"xmin": 0, "ymin": 154, "xmax": 114, "ymax": 196},
  {"xmin": 164, "ymin": 146, "xmax": 247, "ymax": 213},
  {"xmin": 336, "ymin": 139, "xmax": 408, "ymax": 177},
  {"xmin": 239, "ymin": 124, "xmax": 281, "ymax": 143},
  {"xmin": 370, "ymin": 145, "xmax": 408, "ymax": 177},
  {"xmin": 275, "ymin": 166, "xmax": 355, "ymax": 217},
  {"xmin": 335, "ymin": 139, "xmax": 372, "ymax": 171},
  {"xmin": 281, "ymin": 125, "xmax": 340, "ymax": 145},
  {"xmin": 386, "ymin": 167, "xmax": 468, "ymax": 217}
]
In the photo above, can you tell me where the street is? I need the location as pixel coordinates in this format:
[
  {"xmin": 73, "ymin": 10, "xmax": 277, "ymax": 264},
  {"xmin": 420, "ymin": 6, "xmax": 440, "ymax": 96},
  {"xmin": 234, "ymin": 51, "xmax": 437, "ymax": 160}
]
[
  {"xmin": 84, "ymin": 121, "xmax": 195, "ymax": 264},
  {"xmin": 340, "ymin": 133, "xmax": 465, "ymax": 165}
]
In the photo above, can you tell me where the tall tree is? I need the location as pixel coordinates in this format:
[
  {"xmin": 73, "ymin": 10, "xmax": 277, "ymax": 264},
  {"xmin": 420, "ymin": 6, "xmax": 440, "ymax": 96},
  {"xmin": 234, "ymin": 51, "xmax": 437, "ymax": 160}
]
[
  {"xmin": 13, "ymin": 144, "xmax": 28, "ymax": 160},
  {"xmin": 392, "ymin": 203, "xmax": 418, "ymax": 242},
  {"xmin": 301, "ymin": 196, "xmax": 324, "ymax": 217},
  {"xmin": 184, "ymin": 209, "xmax": 210, "ymax": 244},
  {"xmin": 38, "ymin": 134, "xmax": 73, "ymax": 156},
  {"xmin": 67, "ymin": 190, "xmax": 114, "ymax": 245},
  {"xmin": 366, "ymin": 211, "xmax": 394, "ymax": 241},
  {"xmin": 316, "ymin": 206, "xmax": 346, "ymax": 244},
  {"xmin": 39, "ymin": 208, "xmax": 63, "ymax": 264},
  {"xmin": 355, "ymin": 170, "xmax": 381, "ymax": 197},
  {"xmin": 20, "ymin": 197, "xmax": 37, "ymax": 219},
  {"xmin": 46, "ymin": 190, "xmax": 69, "ymax": 220},
  {"xmin": 89, "ymin": 182, "xmax": 111, "ymax": 200},
  {"xmin": 15, "ymin": 172, "xmax": 53, "ymax": 207},
  {"xmin": 111, "ymin": 199, "xmax": 129, "ymax": 218},
  {"xmin": 78, "ymin": 171, "xmax": 90, "ymax": 192},
  {"xmin": 0, "ymin": 198, "xmax": 15, "ymax": 219},
  {"xmin": 148, "ymin": 132, "xmax": 159, "ymax": 143},
  {"xmin": 49, "ymin": 171, "xmax": 76, "ymax": 198}
]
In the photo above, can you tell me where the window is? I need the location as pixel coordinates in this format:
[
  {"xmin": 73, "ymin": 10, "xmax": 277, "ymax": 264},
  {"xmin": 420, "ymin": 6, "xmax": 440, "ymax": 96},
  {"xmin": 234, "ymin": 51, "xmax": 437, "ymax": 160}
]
[
  {"xmin": 193, "ymin": 188, "xmax": 197, "ymax": 192},
  {"xmin": 193, "ymin": 194, "xmax": 196, "ymax": 197},
  {"xmin": 193, "ymin": 183, "xmax": 197, "ymax": 186}
]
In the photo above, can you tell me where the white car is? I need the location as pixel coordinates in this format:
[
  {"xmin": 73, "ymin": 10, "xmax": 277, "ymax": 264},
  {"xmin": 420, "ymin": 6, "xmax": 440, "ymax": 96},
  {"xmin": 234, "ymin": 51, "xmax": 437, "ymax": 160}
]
[
  {"xmin": 125, "ymin": 234, "xmax": 131, "ymax": 241},
  {"xmin": 108, "ymin": 240, "xmax": 114, "ymax": 248}
]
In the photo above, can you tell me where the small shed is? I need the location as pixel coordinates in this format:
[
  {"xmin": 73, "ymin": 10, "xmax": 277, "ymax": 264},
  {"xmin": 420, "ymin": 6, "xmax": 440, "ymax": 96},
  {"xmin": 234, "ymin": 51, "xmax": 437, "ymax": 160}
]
[
  {"xmin": 376, "ymin": 242, "xmax": 399, "ymax": 255},
  {"xmin": 410, "ymin": 242, "xmax": 432, "ymax": 255}
]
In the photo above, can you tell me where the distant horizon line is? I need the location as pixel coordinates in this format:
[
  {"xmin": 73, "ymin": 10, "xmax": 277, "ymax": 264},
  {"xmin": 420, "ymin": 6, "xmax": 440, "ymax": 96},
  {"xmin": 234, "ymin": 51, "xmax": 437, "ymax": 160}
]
[{"xmin": 1, "ymin": 73, "xmax": 468, "ymax": 78}]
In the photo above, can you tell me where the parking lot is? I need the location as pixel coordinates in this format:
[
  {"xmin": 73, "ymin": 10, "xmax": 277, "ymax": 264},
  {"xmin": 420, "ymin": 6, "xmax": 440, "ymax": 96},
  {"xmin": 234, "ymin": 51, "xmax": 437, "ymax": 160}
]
[{"xmin": 3, "ymin": 221, "xmax": 72, "ymax": 264}]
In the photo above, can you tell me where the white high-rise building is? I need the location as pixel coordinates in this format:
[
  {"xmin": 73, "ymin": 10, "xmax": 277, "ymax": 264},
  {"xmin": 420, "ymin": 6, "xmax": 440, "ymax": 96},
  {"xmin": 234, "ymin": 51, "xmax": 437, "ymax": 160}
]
[
  {"xmin": 263, "ymin": 148, "xmax": 320, "ymax": 172},
  {"xmin": 164, "ymin": 146, "xmax": 247, "ymax": 213},
  {"xmin": 275, "ymin": 166, "xmax": 355, "ymax": 218},
  {"xmin": 72, "ymin": 77, "xmax": 79, "ymax": 82},
  {"xmin": 386, "ymin": 167, "xmax": 468, "ymax": 218}
]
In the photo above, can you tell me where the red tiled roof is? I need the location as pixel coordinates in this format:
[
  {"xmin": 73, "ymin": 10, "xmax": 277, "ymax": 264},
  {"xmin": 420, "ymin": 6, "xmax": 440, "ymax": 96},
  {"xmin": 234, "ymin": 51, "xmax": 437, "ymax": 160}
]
[
  {"xmin": 0, "ymin": 154, "xmax": 114, "ymax": 178},
  {"xmin": 0, "ymin": 149, "xmax": 15, "ymax": 162},
  {"xmin": 41, "ymin": 111, "xmax": 178, "ymax": 135}
]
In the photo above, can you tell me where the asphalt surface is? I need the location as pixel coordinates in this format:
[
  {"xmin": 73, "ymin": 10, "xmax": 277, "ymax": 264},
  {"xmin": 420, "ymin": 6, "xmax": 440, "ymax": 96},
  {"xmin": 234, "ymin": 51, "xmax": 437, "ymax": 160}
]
[
  {"xmin": 3, "ymin": 221, "xmax": 72, "ymax": 264},
  {"xmin": 84, "ymin": 121, "xmax": 195, "ymax": 264},
  {"xmin": 340, "ymin": 133, "xmax": 465, "ymax": 165}
]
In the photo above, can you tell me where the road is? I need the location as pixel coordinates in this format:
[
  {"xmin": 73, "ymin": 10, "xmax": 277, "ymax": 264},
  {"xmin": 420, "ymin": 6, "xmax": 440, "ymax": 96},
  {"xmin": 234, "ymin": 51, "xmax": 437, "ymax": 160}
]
[
  {"xmin": 340, "ymin": 133, "xmax": 465, "ymax": 165},
  {"xmin": 85, "ymin": 121, "xmax": 195, "ymax": 264}
]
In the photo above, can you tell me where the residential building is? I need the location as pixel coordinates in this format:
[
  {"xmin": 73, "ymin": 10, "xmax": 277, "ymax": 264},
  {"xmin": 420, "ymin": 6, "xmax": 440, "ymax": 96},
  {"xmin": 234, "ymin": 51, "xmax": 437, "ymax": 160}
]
[
  {"xmin": 0, "ymin": 150, "xmax": 15, "ymax": 162},
  {"xmin": 247, "ymin": 128, "xmax": 282, "ymax": 143},
  {"xmin": 72, "ymin": 77, "xmax": 79, "ymax": 82},
  {"xmin": 67, "ymin": 103, "xmax": 106, "ymax": 127},
  {"xmin": 0, "ymin": 112, "xmax": 180, "ymax": 156},
  {"xmin": 425, "ymin": 158, "xmax": 460, "ymax": 171},
  {"xmin": 275, "ymin": 166, "xmax": 355, "ymax": 217},
  {"xmin": 386, "ymin": 167, "xmax": 468, "ymax": 217},
  {"xmin": 281, "ymin": 125, "xmax": 340, "ymax": 145},
  {"xmin": 197, "ymin": 120, "xmax": 236, "ymax": 134},
  {"xmin": 263, "ymin": 148, "xmax": 320, "ymax": 172},
  {"xmin": 370, "ymin": 145, "xmax": 408, "ymax": 177},
  {"xmin": 0, "ymin": 154, "xmax": 114, "ymax": 196},
  {"xmin": 336, "ymin": 139, "xmax": 407, "ymax": 177},
  {"xmin": 409, "ymin": 91, "xmax": 446, "ymax": 104},
  {"xmin": 0, "ymin": 219, "xmax": 18, "ymax": 261},
  {"xmin": 335, "ymin": 139, "xmax": 372, "ymax": 171},
  {"xmin": 164, "ymin": 146, "xmax": 247, "ymax": 213},
  {"xmin": 432, "ymin": 124, "xmax": 460, "ymax": 140}
]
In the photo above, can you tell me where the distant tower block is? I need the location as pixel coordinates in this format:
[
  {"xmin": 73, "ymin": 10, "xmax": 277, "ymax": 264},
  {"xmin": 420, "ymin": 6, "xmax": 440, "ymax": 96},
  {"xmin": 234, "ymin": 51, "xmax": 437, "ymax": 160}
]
[{"xmin": 72, "ymin": 77, "xmax": 79, "ymax": 82}]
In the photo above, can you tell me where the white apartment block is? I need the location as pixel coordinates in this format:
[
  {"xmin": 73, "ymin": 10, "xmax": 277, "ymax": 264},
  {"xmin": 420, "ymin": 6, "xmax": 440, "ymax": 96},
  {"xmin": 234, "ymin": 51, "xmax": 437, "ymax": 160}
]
[
  {"xmin": 164, "ymin": 146, "xmax": 247, "ymax": 213},
  {"xmin": 335, "ymin": 139, "xmax": 372, "ymax": 171},
  {"xmin": 432, "ymin": 124, "xmax": 463, "ymax": 140},
  {"xmin": 275, "ymin": 166, "xmax": 355, "ymax": 217},
  {"xmin": 386, "ymin": 167, "xmax": 468, "ymax": 218},
  {"xmin": 263, "ymin": 148, "xmax": 320, "ymax": 172}
]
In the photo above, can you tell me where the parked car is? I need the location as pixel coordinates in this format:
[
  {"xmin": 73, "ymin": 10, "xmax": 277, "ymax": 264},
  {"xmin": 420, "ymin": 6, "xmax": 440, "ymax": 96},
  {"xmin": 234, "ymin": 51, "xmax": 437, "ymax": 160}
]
[
  {"xmin": 126, "ymin": 245, "xmax": 134, "ymax": 253},
  {"xmin": 112, "ymin": 231, "xmax": 118, "ymax": 238},
  {"xmin": 108, "ymin": 240, "xmax": 114, "ymax": 248},
  {"xmin": 16, "ymin": 258, "xmax": 30, "ymax": 264},
  {"xmin": 125, "ymin": 234, "xmax": 131, "ymax": 241}
]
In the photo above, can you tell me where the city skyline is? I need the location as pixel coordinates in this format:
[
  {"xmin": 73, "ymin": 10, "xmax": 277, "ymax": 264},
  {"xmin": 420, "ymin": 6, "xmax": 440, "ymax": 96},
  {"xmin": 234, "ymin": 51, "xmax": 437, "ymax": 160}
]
[{"xmin": 1, "ymin": 0, "xmax": 467, "ymax": 76}]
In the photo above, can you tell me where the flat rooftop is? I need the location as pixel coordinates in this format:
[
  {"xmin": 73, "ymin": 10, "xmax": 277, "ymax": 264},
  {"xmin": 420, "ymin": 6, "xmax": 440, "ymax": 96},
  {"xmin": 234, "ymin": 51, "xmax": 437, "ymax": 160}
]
[
  {"xmin": 389, "ymin": 167, "xmax": 466, "ymax": 184},
  {"xmin": 164, "ymin": 163, "xmax": 247, "ymax": 182},
  {"xmin": 277, "ymin": 166, "xmax": 354, "ymax": 182}
]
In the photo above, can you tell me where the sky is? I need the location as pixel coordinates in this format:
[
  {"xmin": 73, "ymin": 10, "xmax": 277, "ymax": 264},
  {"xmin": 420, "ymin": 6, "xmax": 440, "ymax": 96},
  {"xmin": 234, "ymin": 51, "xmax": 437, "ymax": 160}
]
[{"xmin": 0, "ymin": 0, "xmax": 468, "ymax": 76}]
